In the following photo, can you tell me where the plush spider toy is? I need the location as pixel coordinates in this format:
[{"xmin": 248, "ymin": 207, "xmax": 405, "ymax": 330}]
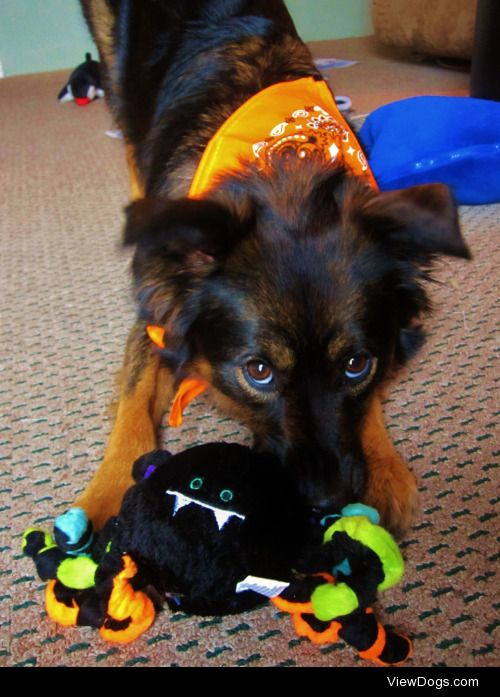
[
  {"xmin": 23, "ymin": 443, "xmax": 307, "ymax": 642},
  {"xmin": 23, "ymin": 443, "xmax": 412, "ymax": 663}
]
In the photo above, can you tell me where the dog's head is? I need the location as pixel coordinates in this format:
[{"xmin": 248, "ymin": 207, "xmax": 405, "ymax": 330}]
[{"xmin": 124, "ymin": 163, "xmax": 470, "ymax": 516}]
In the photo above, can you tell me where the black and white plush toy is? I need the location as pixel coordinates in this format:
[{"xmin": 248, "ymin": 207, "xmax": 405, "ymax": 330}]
[{"xmin": 58, "ymin": 53, "xmax": 104, "ymax": 106}]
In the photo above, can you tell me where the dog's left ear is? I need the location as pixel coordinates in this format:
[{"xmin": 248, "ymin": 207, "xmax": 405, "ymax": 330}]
[{"xmin": 360, "ymin": 183, "xmax": 471, "ymax": 260}]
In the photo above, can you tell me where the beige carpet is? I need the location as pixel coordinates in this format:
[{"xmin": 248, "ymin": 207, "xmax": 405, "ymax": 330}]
[
  {"xmin": 1, "ymin": 39, "xmax": 498, "ymax": 668},
  {"xmin": 310, "ymin": 36, "xmax": 470, "ymax": 114}
]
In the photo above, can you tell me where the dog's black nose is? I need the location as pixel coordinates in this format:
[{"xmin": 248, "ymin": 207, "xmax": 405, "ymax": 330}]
[
  {"xmin": 285, "ymin": 447, "xmax": 366, "ymax": 520},
  {"xmin": 310, "ymin": 504, "xmax": 335, "ymax": 518},
  {"xmin": 306, "ymin": 503, "xmax": 344, "ymax": 545},
  {"xmin": 300, "ymin": 485, "xmax": 347, "ymax": 514},
  {"xmin": 309, "ymin": 501, "xmax": 342, "ymax": 526}
]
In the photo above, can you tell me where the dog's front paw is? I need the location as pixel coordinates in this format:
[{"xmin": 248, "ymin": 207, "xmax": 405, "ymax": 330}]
[
  {"xmin": 365, "ymin": 459, "xmax": 418, "ymax": 538},
  {"xmin": 74, "ymin": 451, "xmax": 139, "ymax": 530},
  {"xmin": 74, "ymin": 468, "xmax": 130, "ymax": 531}
]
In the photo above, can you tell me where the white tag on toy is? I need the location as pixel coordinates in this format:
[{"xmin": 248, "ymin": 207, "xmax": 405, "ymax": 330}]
[{"xmin": 235, "ymin": 575, "xmax": 290, "ymax": 598}]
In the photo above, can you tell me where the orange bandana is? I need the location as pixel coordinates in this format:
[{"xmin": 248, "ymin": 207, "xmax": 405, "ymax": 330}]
[
  {"xmin": 189, "ymin": 76, "xmax": 377, "ymax": 197},
  {"xmin": 153, "ymin": 78, "xmax": 377, "ymax": 426}
]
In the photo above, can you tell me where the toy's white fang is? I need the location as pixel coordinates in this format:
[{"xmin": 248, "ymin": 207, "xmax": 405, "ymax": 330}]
[
  {"xmin": 213, "ymin": 508, "xmax": 238, "ymax": 530},
  {"xmin": 169, "ymin": 491, "xmax": 192, "ymax": 515},
  {"xmin": 166, "ymin": 490, "xmax": 245, "ymax": 530}
]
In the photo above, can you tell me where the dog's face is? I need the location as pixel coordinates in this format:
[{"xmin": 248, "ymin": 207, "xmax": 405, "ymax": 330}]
[{"xmin": 124, "ymin": 163, "xmax": 470, "ymax": 516}]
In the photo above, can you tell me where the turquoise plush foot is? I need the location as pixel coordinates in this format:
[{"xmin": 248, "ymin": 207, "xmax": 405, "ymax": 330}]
[
  {"xmin": 54, "ymin": 507, "xmax": 94, "ymax": 554},
  {"xmin": 311, "ymin": 582, "xmax": 359, "ymax": 621}
]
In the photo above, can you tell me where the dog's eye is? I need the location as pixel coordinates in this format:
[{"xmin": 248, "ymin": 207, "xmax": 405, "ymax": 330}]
[
  {"xmin": 244, "ymin": 360, "xmax": 274, "ymax": 388},
  {"xmin": 344, "ymin": 351, "xmax": 373, "ymax": 381}
]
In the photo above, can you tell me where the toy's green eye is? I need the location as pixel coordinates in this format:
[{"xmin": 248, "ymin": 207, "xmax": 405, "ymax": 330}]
[
  {"xmin": 189, "ymin": 477, "xmax": 203, "ymax": 491},
  {"xmin": 219, "ymin": 489, "xmax": 234, "ymax": 502}
]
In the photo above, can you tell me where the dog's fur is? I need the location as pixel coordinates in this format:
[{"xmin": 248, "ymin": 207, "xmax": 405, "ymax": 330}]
[{"xmin": 76, "ymin": 0, "xmax": 470, "ymax": 532}]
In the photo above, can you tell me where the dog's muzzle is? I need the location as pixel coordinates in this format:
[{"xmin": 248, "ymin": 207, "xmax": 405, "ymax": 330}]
[{"xmin": 285, "ymin": 446, "xmax": 366, "ymax": 520}]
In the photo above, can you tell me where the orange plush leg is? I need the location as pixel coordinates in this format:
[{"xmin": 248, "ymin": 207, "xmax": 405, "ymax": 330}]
[
  {"xmin": 74, "ymin": 324, "xmax": 175, "ymax": 529},
  {"xmin": 361, "ymin": 393, "xmax": 418, "ymax": 536},
  {"xmin": 45, "ymin": 580, "xmax": 79, "ymax": 627},
  {"xmin": 99, "ymin": 555, "xmax": 155, "ymax": 643}
]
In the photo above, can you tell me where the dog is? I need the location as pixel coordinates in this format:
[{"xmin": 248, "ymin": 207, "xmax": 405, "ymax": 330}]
[{"xmin": 76, "ymin": 0, "xmax": 470, "ymax": 533}]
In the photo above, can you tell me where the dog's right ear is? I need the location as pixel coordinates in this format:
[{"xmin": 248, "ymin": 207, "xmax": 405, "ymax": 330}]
[
  {"xmin": 123, "ymin": 196, "xmax": 250, "ymax": 368},
  {"xmin": 124, "ymin": 196, "xmax": 246, "ymax": 277}
]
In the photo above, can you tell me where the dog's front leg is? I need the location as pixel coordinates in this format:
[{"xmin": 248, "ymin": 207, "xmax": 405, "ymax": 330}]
[
  {"xmin": 125, "ymin": 143, "xmax": 144, "ymax": 201},
  {"xmin": 362, "ymin": 393, "xmax": 418, "ymax": 537},
  {"xmin": 75, "ymin": 323, "xmax": 174, "ymax": 528}
]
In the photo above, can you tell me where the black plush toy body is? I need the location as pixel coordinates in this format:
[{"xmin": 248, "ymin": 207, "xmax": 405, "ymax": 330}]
[
  {"xmin": 112, "ymin": 444, "xmax": 307, "ymax": 615},
  {"xmin": 24, "ymin": 443, "xmax": 308, "ymax": 643},
  {"xmin": 23, "ymin": 443, "xmax": 412, "ymax": 663}
]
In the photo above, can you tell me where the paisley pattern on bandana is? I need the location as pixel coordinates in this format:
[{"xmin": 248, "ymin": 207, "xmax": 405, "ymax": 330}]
[
  {"xmin": 252, "ymin": 103, "xmax": 372, "ymax": 178},
  {"xmin": 188, "ymin": 77, "xmax": 378, "ymax": 198}
]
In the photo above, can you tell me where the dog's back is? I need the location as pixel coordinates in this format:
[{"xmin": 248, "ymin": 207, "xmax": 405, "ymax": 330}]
[{"xmin": 81, "ymin": 0, "xmax": 318, "ymax": 196}]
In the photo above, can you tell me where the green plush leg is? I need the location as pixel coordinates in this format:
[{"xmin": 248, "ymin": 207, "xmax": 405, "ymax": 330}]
[
  {"xmin": 22, "ymin": 528, "xmax": 56, "ymax": 558},
  {"xmin": 22, "ymin": 529, "xmax": 67, "ymax": 581},
  {"xmin": 311, "ymin": 582, "xmax": 359, "ymax": 621}
]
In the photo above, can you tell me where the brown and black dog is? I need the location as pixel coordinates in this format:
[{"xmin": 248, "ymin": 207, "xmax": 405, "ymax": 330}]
[{"xmin": 76, "ymin": 0, "xmax": 470, "ymax": 532}]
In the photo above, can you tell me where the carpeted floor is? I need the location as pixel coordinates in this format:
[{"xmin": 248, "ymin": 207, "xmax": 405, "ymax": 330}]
[{"xmin": 0, "ymin": 38, "xmax": 498, "ymax": 668}]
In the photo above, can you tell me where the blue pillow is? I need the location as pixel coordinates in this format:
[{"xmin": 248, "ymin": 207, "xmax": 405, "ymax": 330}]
[{"xmin": 358, "ymin": 96, "xmax": 500, "ymax": 205}]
